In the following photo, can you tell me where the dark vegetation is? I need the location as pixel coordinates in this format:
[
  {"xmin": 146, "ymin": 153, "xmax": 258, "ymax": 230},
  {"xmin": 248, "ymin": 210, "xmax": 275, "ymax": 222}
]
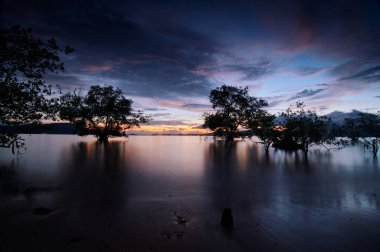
[
  {"xmin": 203, "ymin": 85, "xmax": 267, "ymax": 143},
  {"xmin": 341, "ymin": 112, "xmax": 380, "ymax": 158},
  {"xmin": 274, "ymin": 102, "xmax": 335, "ymax": 154},
  {"xmin": 58, "ymin": 85, "xmax": 150, "ymax": 142},
  {"xmin": 204, "ymin": 85, "xmax": 379, "ymax": 158},
  {"xmin": 1, "ymin": 25, "xmax": 149, "ymax": 150},
  {"xmin": 0, "ymin": 25, "xmax": 72, "ymax": 153},
  {"xmin": 0, "ymin": 25, "xmax": 378, "ymax": 157}
]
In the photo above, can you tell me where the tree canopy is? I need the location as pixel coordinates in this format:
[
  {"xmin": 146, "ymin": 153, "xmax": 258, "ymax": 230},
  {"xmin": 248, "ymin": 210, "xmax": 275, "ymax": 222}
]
[
  {"xmin": 0, "ymin": 25, "xmax": 72, "ymax": 153},
  {"xmin": 273, "ymin": 102, "xmax": 334, "ymax": 155},
  {"xmin": 203, "ymin": 85, "xmax": 267, "ymax": 143},
  {"xmin": 247, "ymin": 109, "xmax": 278, "ymax": 153},
  {"xmin": 342, "ymin": 112, "xmax": 380, "ymax": 158},
  {"xmin": 59, "ymin": 85, "xmax": 150, "ymax": 142}
]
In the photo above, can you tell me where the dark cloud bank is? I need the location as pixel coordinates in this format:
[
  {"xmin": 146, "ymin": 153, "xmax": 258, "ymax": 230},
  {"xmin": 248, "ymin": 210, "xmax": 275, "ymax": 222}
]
[{"xmin": 1, "ymin": 0, "xmax": 380, "ymax": 105}]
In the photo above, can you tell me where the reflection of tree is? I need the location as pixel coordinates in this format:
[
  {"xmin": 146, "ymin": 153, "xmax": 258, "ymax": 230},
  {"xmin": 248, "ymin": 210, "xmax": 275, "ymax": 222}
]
[
  {"xmin": 203, "ymin": 142, "xmax": 236, "ymax": 209},
  {"xmin": 201, "ymin": 141, "xmax": 380, "ymax": 218},
  {"xmin": 59, "ymin": 140, "xmax": 130, "ymax": 217},
  {"xmin": 0, "ymin": 157, "xmax": 60, "ymax": 203},
  {"xmin": 202, "ymin": 141, "xmax": 277, "ymax": 214},
  {"xmin": 0, "ymin": 159, "xmax": 18, "ymax": 205}
]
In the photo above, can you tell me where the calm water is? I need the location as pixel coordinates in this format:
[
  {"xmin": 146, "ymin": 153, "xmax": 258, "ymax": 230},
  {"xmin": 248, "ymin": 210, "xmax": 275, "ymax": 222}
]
[{"xmin": 0, "ymin": 135, "xmax": 380, "ymax": 251}]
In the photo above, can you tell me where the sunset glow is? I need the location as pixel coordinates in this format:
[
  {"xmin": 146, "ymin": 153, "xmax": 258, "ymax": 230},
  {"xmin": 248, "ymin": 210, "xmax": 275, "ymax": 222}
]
[{"xmin": 129, "ymin": 124, "xmax": 211, "ymax": 135}]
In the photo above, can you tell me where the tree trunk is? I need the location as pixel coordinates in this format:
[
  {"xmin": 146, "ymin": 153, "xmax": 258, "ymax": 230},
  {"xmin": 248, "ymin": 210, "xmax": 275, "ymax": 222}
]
[
  {"xmin": 372, "ymin": 140, "xmax": 378, "ymax": 158},
  {"xmin": 226, "ymin": 130, "xmax": 235, "ymax": 144},
  {"xmin": 301, "ymin": 141, "xmax": 309, "ymax": 157},
  {"xmin": 264, "ymin": 143, "xmax": 270, "ymax": 154},
  {"xmin": 97, "ymin": 133, "xmax": 109, "ymax": 143},
  {"xmin": 303, "ymin": 144, "xmax": 308, "ymax": 158}
]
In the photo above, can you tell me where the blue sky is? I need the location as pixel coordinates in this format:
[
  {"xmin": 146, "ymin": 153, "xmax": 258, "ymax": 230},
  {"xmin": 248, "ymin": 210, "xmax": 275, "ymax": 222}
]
[{"xmin": 1, "ymin": 0, "xmax": 380, "ymax": 133}]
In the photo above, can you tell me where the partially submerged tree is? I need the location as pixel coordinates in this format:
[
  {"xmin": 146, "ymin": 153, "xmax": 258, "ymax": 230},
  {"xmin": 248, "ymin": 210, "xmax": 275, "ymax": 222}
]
[
  {"xmin": 0, "ymin": 25, "xmax": 72, "ymax": 153},
  {"xmin": 247, "ymin": 110, "xmax": 278, "ymax": 153},
  {"xmin": 273, "ymin": 102, "xmax": 334, "ymax": 155},
  {"xmin": 59, "ymin": 85, "xmax": 150, "ymax": 142},
  {"xmin": 203, "ymin": 85, "xmax": 267, "ymax": 143},
  {"xmin": 342, "ymin": 112, "xmax": 380, "ymax": 158}
]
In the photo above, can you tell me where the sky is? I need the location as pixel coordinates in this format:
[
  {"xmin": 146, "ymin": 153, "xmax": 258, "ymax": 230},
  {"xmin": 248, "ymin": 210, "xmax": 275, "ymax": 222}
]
[{"xmin": 1, "ymin": 0, "xmax": 380, "ymax": 134}]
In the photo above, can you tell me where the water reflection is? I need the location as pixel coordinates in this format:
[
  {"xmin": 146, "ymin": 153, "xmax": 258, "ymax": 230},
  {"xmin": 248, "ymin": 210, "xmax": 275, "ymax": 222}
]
[
  {"xmin": 59, "ymin": 141, "xmax": 129, "ymax": 216},
  {"xmin": 0, "ymin": 135, "xmax": 379, "ymax": 251}
]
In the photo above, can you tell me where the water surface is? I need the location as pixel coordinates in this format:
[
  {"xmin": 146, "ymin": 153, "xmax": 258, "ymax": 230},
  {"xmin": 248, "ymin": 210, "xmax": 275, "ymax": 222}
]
[{"xmin": 0, "ymin": 135, "xmax": 379, "ymax": 251}]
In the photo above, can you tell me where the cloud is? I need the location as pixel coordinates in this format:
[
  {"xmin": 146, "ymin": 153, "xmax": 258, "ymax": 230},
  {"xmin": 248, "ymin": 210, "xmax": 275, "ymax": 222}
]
[
  {"xmin": 191, "ymin": 124, "xmax": 205, "ymax": 129},
  {"xmin": 295, "ymin": 66, "xmax": 325, "ymax": 76},
  {"xmin": 45, "ymin": 74, "xmax": 90, "ymax": 90},
  {"xmin": 129, "ymin": 124, "xmax": 211, "ymax": 135},
  {"xmin": 2, "ymin": 0, "xmax": 380, "ymax": 121},
  {"xmin": 151, "ymin": 113, "xmax": 171, "ymax": 117},
  {"xmin": 195, "ymin": 59, "xmax": 277, "ymax": 81},
  {"xmin": 263, "ymin": 95, "xmax": 285, "ymax": 108},
  {"xmin": 288, "ymin": 88, "xmax": 325, "ymax": 101},
  {"xmin": 143, "ymin": 108, "xmax": 167, "ymax": 111},
  {"xmin": 149, "ymin": 120, "xmax": 189, "ymax": 126},
  {"xmin": 1, "ymin": 0, "xmax": 224, "ymax": 99},
  {"xmin": 82, "ymin": 63, "xmax": 114, "ymax": 73},
  {"xmin": 270, "ymin": 0, "xmax": 380, "ymax": 61},
  {"xmin": 340, "ymin": 65, "xmax": 380, "ymax": 82},
  {"xmin": 316, "ymin": 83, "xmax": 329, "ymax": 87},
  {"xmin": 181, "ymin": 103, "xmax": 211, "ymax": 109},
  {"xmin": 227, "ymin": 60, "xmax": 275, "ymax": 81}
]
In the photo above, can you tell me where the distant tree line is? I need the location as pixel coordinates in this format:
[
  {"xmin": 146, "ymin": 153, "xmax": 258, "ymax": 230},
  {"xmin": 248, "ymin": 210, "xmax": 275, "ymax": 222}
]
[{"xmin": 203, "ymin": 85, "xmax": 380, "ymax": 158}]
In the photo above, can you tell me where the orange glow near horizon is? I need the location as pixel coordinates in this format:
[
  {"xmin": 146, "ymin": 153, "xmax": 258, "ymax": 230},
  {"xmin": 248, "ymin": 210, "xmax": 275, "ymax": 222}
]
[
  {"xmin": 43, "ymin": 120, "xmax": 210, "ymax": 135},
  {"xmin": 128, "ymin": 124, "xmax": 212, "ymax": 135}
]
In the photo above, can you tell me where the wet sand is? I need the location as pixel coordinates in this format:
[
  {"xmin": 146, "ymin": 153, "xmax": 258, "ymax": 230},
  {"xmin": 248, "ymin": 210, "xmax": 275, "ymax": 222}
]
[{"xmin": 1, "ymin": 135, "xmax": 380, "ymax": 251}]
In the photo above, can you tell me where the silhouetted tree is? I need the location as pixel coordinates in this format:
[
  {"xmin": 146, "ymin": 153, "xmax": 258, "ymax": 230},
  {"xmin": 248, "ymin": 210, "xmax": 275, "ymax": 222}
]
[
  {"xmin": 59, "ymin": 85, "xmax": 150, "ymax": 142},
  {"xmin": 273, "ymin": 102, "xmax": 334, "ymax": 156},
  {"xmin": 203, "ymin": 85, "xmax": 268, "ymax": 143},
  {"xmin": 0, "ymin": 25, "xmax": 72, "ymax": 153},
  {"xmin": 247, "ymin": 110, "xmax": 279, "ymax": 153},
  {"xmin": 342, "ymin": 112, "xmax": 380, "ymax": 158}
]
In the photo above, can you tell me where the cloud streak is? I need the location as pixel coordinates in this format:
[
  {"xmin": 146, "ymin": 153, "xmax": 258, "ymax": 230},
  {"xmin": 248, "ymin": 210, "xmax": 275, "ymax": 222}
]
[
  {"xmin": 288, "ymin": 89, "xmax": 325, "ymax": 101},
  {"xmin": 341, "ymin": 65, "xmax": 380, "ymax": 82}
]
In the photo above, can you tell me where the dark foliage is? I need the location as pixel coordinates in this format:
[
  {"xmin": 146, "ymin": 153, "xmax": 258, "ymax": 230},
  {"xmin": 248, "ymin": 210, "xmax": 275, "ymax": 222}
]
[
  {"xmin": 203, "ymin": 85, "xmax": 267, "ymax": 143},
  {"xmin": 247, "ymin": 110, "xmax": 279, "ymax": 153},
  {"xmin": 0, "ymin": 25, "xmax": 72, "ymax": 153},
  {"xmin": 273, "ymin": 102, "xmax": 335, "ymax": 155},
  {"xmin": 59, "ymin": 85, "xmax": 150, "ymax": 142},
  {"xmin": 342, "ymin": 112, "xmax": 380, "ymax": 157}
]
